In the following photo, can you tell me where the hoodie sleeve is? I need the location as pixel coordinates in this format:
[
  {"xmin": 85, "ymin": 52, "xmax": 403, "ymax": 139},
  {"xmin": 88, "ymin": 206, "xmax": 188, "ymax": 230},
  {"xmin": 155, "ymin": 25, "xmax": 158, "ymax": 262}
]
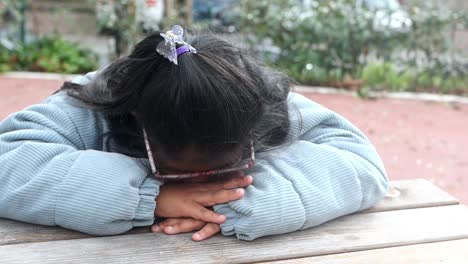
[
  {"xmin": 0, "ymin": 90, "xmax": 160, "ymax": 236},
  {"xmin": 214, "ymin": 93, "xmax": 389, "ymax": 240}
]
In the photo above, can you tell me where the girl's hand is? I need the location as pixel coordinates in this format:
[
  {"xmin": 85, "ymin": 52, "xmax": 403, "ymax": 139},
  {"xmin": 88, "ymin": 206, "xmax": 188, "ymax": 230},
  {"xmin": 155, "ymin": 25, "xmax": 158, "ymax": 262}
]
[
  {"xmin": 151, "ymin": 217, "xmax": 220, "ymax": 241},
  {"xmin": 155, "ymin": 174, "xmax": 253, "ymax": 224}
]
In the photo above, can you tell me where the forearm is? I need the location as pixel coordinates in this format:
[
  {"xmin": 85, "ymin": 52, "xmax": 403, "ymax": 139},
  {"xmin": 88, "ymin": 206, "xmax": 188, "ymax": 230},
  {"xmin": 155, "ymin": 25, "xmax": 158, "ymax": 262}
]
[
  {"xmin": 0, "ymin": 94, "xmax": 159, "ymax": 235},
  {"xmin": 213, "ymin": 93, "xmax": 389, "ymax": 240}
]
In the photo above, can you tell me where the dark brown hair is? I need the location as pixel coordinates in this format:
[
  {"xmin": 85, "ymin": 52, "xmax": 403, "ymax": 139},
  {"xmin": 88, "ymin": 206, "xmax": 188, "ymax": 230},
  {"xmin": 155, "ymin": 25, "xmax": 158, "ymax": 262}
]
[{"xmin": 60, "ymin": 31, "xmax": 292, "ymax": 160}]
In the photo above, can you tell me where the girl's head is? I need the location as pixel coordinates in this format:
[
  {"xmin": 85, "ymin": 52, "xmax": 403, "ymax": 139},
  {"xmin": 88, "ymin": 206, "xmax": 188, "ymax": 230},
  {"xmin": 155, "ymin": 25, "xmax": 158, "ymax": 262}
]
[{"xmin": 63, "ymin": 28, "xmax": 292, "ymax": 177}]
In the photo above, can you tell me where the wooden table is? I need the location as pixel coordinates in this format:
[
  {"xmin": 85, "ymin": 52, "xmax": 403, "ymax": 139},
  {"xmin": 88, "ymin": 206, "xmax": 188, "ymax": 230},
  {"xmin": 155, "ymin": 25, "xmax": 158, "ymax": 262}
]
[{"xmin": 1, "ymin": 179, "xmax": 467, "ymax": 263}]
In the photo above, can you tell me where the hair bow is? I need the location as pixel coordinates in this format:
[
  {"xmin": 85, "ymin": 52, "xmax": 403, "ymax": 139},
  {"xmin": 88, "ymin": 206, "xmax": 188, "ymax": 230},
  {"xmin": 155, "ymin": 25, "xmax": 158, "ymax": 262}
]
[{"xmin": 156, "ymin": 25, "xmax": 197, "ymax": 65}]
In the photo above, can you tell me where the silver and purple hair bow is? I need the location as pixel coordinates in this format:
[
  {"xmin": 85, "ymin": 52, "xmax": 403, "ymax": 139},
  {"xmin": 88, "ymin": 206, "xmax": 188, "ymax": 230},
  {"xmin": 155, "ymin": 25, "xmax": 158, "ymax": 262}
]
[{"xmin": 156, "ymin": 25, "xmax": 197, "ymax": 65}]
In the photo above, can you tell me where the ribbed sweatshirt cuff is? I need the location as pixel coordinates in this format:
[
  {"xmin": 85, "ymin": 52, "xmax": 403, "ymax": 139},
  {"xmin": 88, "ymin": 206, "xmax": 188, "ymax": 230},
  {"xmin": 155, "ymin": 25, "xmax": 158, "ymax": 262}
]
[
  {"xmin": 133, "ymin": 176, "xmax": 160, "ymax": 227},
  {"xmin": 213, "ymin": 203, "xmax": 242, "ymax": 236}
]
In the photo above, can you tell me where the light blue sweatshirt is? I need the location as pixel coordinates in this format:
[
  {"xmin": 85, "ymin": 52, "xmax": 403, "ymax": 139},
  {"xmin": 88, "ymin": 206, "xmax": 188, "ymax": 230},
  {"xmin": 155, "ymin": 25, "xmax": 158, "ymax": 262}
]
[{"xmin": 0, "ymin": 72, "xmax": 388, "ymax": 240}]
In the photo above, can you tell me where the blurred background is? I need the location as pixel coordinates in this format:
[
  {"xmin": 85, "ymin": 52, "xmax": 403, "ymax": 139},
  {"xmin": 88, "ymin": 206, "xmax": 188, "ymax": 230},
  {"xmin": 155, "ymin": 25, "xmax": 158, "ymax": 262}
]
[{"xmin": 0, "ymin": 0, "xmax": 467, "ymax": 203}]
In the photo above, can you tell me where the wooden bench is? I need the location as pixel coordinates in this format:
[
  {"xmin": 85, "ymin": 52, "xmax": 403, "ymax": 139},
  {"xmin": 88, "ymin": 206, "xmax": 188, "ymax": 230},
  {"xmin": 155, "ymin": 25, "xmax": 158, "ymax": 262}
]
[{"xmin": 1, "ymin": 179, "xmax": 467, "ymax": 263}]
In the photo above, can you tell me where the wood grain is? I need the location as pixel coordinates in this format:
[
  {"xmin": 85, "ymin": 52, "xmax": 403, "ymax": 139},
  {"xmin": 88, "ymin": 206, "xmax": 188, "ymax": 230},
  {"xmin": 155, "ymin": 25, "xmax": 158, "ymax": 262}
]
[
  {"xmin": 0, "ymin": 218, "xmax": 149, "ymax": 246},
  {"xmin": 363, "ymin": 178, "xmax": 458, "ymax": 213},
  {"xmin": 1, "ymin": 205, "xmax": 468, "ymax": 264},
  {"xmin": 263, "ymin": 239, "xmax": 468, "ymax": 264}
]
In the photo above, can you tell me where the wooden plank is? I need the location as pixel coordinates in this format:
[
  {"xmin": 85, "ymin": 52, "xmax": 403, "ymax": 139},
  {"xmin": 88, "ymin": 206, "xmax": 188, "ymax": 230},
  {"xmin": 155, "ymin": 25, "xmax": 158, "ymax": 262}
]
[
  {"xmin": 1, "ymin": 205, "xmax": 468, "ymax": 264},
  {"xmin": 0, "ymin": 179, "xmax": 458, "ymax": 246},
  {"xmin": 363, "ymin": 178, "xmax": 458, "ymax": 213},
  {"xmin": 263, "ymin": 239, "xmax": 468, "ymax": 264},
  {"xmin": 0, "ymin": 218, "xmax": 149, "ymax": 246},
  {"xmin": 0, "ymin": 219, "xmax": 90, "ymax": 246}
]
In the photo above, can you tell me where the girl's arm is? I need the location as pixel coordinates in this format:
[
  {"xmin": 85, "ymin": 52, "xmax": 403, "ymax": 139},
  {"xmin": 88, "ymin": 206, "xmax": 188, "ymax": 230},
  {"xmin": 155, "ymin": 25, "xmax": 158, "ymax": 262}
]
[
  {"xmin": 214, "ymin": 92, "xmax": 389, "ymax": 240},
  {"xmin": 0, "ymin": 91, "xmax": 160, "ymax": 235}
]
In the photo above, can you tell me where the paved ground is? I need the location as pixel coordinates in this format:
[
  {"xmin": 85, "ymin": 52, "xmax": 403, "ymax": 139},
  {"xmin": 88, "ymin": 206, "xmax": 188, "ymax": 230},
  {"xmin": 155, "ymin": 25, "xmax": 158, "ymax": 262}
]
[
  {"xmin": 1, "ymin": 76, "xmax": 467, "ymax": 205},
  {"xmin": 302, "ymin": 91, "xmax": 468, "ymax": 205}
]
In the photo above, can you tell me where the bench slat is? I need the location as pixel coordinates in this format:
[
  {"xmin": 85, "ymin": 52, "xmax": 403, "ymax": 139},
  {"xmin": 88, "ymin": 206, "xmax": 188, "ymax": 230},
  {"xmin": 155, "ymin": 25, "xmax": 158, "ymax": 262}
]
[
  {"xmin": 262, "ymin": 239, "xmax": 468, "ymax": 264},
  {"xmin": 0, "ymin": 179, "xmax": 459, "ymax": 246},
  {"xmin": 1, "ymin": 205, "xmax": 468, "ymax": 264},
  {"xmin": 363, "ymin": 178, "xmax": 458, "ymax": 213},
  {"xmin": 0, "ymin": 219, "xmax": 148, "ymax": 246}
]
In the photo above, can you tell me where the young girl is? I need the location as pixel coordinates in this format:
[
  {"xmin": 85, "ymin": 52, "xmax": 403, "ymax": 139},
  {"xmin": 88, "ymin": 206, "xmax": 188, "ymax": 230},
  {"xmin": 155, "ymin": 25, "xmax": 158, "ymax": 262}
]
[{"xmin": 0, "ymin": 26, "xmax": 388, "ymax": 241}]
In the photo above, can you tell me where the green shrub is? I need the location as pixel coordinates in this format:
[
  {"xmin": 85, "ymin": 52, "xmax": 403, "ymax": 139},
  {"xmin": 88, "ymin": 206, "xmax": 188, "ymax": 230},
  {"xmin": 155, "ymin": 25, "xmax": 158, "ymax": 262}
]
[
  {"xmin": 0, "ymin": 47, "xmax": 12, "ymax": 73},
  {"xmin": 0, "ymin": 37, "xmax": 98, "ymax": 74},
  {"xmin": 239, "ymin": 0, "xmax": 468, "ymax": 95},
  {"xmin": 361, "ymin": 63, "xmax": 412, "ymax": 92},
  {"xmin": 361, "ymin": 62, "xmax": 467, "ymax": 95},
  {"xmin": 240, "ymin": 0, "xmax": 408, "ymax": 82}
]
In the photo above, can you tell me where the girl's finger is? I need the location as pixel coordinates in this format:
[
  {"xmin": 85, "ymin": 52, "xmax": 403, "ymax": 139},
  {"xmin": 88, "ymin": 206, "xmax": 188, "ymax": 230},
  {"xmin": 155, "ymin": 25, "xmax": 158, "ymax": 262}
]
[
  {"xmin": 151, "ymin": 224, "xmax": 161, "ymax": 233},
  {"xmin": 194, "ymin": 172, "xmax": 242, "ymax": 190},
  {"xmin": 162, "ymin": 218, "xmax": 206, "ymax": 235},
  {"xmin": 198, "ymin": 188, "xmax": 245, "ymax": 207},
  {"xmin": 190, "ymin": 205, "xmax": 226, "ymax": 224},
  {"xmin": 151, "ymin": 218, "xmax": 180, "ymax": 232},
  {"xmin": 158, "ymin": 218, "xmax": 180, "ymax": 228},
  {"xmin": 192, "ymin": 223, "xmax": 221, "ymax": 241},
  {"xmin": 220, "ymin": 175, "xmax": 253, "ymax": 189},
  {"xmin": 202, "ymin": 176, "xmax": 253, "ymax": 191}
]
